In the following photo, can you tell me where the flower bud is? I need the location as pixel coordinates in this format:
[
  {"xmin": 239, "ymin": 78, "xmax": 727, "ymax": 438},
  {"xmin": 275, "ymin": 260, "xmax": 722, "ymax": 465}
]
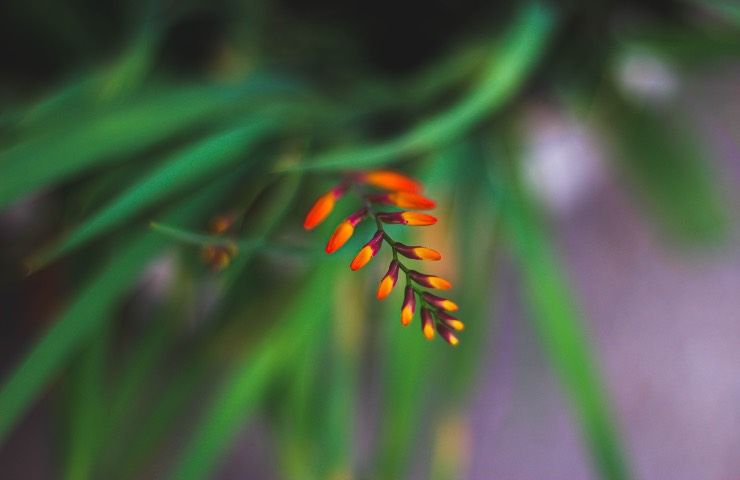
[
  {"xmin": 350, "ymin": 230, "xmax": 384, "ymax": 271},
  {"xmin": 436, "ymin": 323, "xmax": 460, "ymax": 346},
  {"xmin": 422, "ymin": 292, "xmax": 458, "ymax": 312},
  {"xmin": 401, "ymin": 285, "xmax": 416, "ymax": 326},
  {"xmin": 395, "ymin": 243, "xmax": 442, "ymax": 261},
  {"xmin": 376, "ymin": 260, "xmax": 400, "ymax": 300},
  {"xmin": 421, "ymin": 307, "xmax": 435, "ymax": 340},
  {"xmin": 369, "ymin": 192, "xmax": 436, "ymax": 210},
  {"xmin": 436, "ymin": 311, "xmax": 464, "ymax": 331},
  {"xmin": 325, "ymin": 208, "xmax": 367, "ymax": 253},
  {"xmin": 303, "ymin": 186, "xmax": 346, "ymax": 230},
  {"xmin": 377, "ymin": 212, "xmax": 437, "ymax": 226},
  {"xmin": 359, "ymin": 170, "xmax": 422, "ymax": 193},
  {"xmin": 408, "ymin": 270, "xmax": 452, "ymax": 290}
]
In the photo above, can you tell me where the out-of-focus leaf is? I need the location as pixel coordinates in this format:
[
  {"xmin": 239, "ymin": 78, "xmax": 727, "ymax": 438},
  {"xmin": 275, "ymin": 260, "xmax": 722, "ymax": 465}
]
[
  {"xmin": 491, "ymin": 140, "xmax": 631, "ymax": 480},
  {"xmin": 169, "ymin": 265, "xmax": 336, "ymax": 480},
  {"xmin": 689, "ymin": 0, "xmax": 740, "ymax": 25},
  {"xmin": 0, "ymin": 77, "xmax": 300, "ymax": 209},
  {"xmin": 597, "ymin": 90, "xmax": 728, "ymax": 241},
  {"xmin": 0, "ymin": 177, "xmax": 232, "ymax": 444},
  {"xmin": 282, "ymin": 2, "xmax": 555, "ymax": 172},
  {"xmin": 31, "ymin": 120, "xmax": 277, "ymax": 268},
  {"xmin": 64, "ymin": 324, "xmax": 109, "ymax": 480}
]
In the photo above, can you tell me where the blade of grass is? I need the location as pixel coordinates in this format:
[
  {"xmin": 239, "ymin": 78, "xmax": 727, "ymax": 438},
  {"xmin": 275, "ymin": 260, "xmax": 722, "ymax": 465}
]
[
  {"xmin": 279, "ymin": 2, "xmax": 555, "ymax": 172},
  {"xmin": 0, "ymin": 176, "xmax": 233, "ymax": 444},
  {"xmin": 490, "ymin": 137, "xmax": 631, "ymax": 480},
  {"xmin": 30, "ymin": 120, "xmax": 278, "ymax": 269},
  {"xmin": 63, "ymin": 322, "xmax": 109, "ymax": 480},
  {"xmin": 594, "ymin": 89, "xmax": 728, "ymax": 242},
  {"xmin": 0, "ymin": 77, "xmax": 299, "ymax": 209},
  {"xmin": 169, "ymin": 264, "xmax": 336, "ymax": 480}
]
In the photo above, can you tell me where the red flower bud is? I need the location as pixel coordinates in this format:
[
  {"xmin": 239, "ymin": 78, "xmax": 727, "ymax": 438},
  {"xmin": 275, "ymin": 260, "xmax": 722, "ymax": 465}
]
[
  {"xmin": 401, "ymin": 285, "xmax": 416, "ymax": 326},
  {"xmin": 436, "ymin": 323, "xmax": 460, "ymax": 346},
  {"xmin": 422, "ymin": 292, "xmax": 458, "ymax": 311},
  {"xmin": 359, "ymin": 170, "xmax": 422, "ymax": 193},
  {"xmin": 376, "ymin": 260, "xmax": 400, "ymax": 300},
  {"xmin": 377, "ymin": 212, "xmax": 437, "ymax": 226},
  {"xmin": 350, "ymin": 230, "xmax": 384, "ymax": 271},
  {"xmin": 408, "ymin": 270, "xmax": 452, "ymax": 290},
  {"xmin": 325, "ymin": 208, "xmax": 367, "ymax": 253},
  {"xmin": 421, "ymin": 307, "xmax": 435, "ymax": 340},
  {"xmin": 395, "ymin": 243, "xmax": 442, "ymax": 261},
  {"xmin": 304, "ymin": 186, "xmax": 346, "ymax": 230}
]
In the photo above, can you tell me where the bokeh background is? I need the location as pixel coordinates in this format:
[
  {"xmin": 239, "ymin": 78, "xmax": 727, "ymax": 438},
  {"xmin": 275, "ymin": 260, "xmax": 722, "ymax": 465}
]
[{"xmin": 1, "ymin": 1, "xmax": 739, "ymax": 479}]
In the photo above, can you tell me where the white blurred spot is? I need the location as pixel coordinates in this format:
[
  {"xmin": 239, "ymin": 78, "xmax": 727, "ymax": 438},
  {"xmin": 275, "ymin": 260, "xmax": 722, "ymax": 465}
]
[
  {"xmin": 616, "ymin": 51, "xmax": 679, "ymax": 104},
  {"xmin": 523, "ymin": 106, "xmax": 605, "ymax": 216}
]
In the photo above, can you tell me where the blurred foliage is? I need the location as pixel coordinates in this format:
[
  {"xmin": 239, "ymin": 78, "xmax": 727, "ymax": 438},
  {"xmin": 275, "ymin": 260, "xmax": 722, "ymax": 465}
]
[{"xmin": 0, "ymin": 0, "xmax": 738, "ymax": 479}]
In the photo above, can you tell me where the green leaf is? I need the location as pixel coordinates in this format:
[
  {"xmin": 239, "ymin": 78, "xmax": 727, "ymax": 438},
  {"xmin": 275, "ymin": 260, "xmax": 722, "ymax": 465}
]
[
  {"xmin": 169, "ymin": 264, "xmax": 336, "ymax": 480},
  {"xmin": 64, "ymin": 324, "xmax": 109, "ymax": 480},
  {"xmin": 491, "ymin": 141, "xmax": 632, "ymax": 480},
  {"xmin": 31, "ymin": 120, "xmax": 277, "ymax": 268},
  {"xmin": 0, "ymin": 77, "xmax": 298, "ymax": 209},
  {"xmin": 597, "ymin": 90, "xmax": 728, "ymax": 242},
  {"xmin": 280, "ymin": 2, "xmax": 555, "ymax": 172},
  {"xmin": 0, "ymin": 177, "xmax": 231, "ymax": 444}
]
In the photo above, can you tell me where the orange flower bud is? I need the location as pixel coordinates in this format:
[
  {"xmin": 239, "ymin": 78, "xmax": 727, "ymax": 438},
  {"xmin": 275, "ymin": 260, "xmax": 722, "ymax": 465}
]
[
  {"xmin": 360, "ymin": 170, "xmax": 422, "ymax": 193},
  {"xmin": 377, "ymin": 212, "xmax": 437, "ymax": 226},
  {"xmin": 369, "ymin": 192, "xmax": 436, "ymax": 210},
  {"xmin": 421, "ymin": 307, "xmax": 435, "ymax": 340},
  {"xmin": 422, "ymin": 292, "xmax": 458, "ymax": 312},
  {"xmin": 387, "ymin": 191, "xmax": 436, "ymax": 209},
  {"xmin": 401, "ymin": 285, "xmax": 416, "ymax": 326},
  {"xmin": 395, "ymin": 243, "xmax": 442, "ymax": 261},
  {"xmin": 325, "ymin": 208, "xmax": 367, "ymax": 253},
  {"xmin": 436, "ymin": 323, "xmax": 459, "ymax": 346},
  {"xmin": 350, "ymin": 231, "xmax": 383, "ymax": 271},
  {"xmin": 437, "ymin": 311, "xmax": 464, "ymax": 331},
  {"xmin": 304, "ymin": 186, "xmax": 345, "ymax": 230},
  {"xmin": 376, "ymin": 260, "xmax": 400, "ymax": 300},
  {"xmin": 408, "ymin": 270, "xmax": 452, "ymax": 289}
]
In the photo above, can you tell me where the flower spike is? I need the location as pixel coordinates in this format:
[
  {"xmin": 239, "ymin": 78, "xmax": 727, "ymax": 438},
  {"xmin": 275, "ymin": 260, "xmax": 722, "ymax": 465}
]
[
  {"xmin": 401, "ymin": 285, "xmax": 416, "ymax": 326},
  {"xmin": 350, "ymin": 230, "xmax": 384, "ymax": 271},
  {"xmin": 394, "ymin": 243, "xmax": 442, "ymax": 261},
  {"xmin": 326, "ymin": 208, "xmax": 367, "ymax": 253},
  {"xmin": 377, "ymin": 260, "xmax": 400, "ymax": 300},
  {"xmin": 408, "ymin": 270, "xmax": 452, "ymax": 290},
  {"xmin": 304, "ymin": 186, "xmax": 346, "ymax": 230},
  {"xmin": 421, "ymin": 307, "xmax": 435, "ymax": 340},
  {"xmin": 422, "ymin": 292, "xmax": 459, "ymax": 312},
  {"xmin": 304, "ymin": 169, "xmax": 462, "ymax": 345},
  {"xmin": 359, "ymin": 170, "xmax": 422, "ymax": 193},
  {"xmin": 376, "ymin": 212, "xmax": 437, "ymax": 226}
]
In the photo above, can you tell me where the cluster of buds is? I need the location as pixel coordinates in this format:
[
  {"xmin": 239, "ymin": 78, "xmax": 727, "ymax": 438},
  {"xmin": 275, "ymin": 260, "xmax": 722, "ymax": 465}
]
[
  {"xmin": 201, "ymin": 214, "xmax": 238, "ymax": 271},
  {"xmin": 304, "ymin": 170, "xmax": 463, "ymax": 346}
]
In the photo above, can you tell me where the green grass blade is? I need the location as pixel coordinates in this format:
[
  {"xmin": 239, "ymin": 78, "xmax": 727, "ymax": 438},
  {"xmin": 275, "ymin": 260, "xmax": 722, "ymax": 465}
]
[
  {"xmin": 281, "ymin": 2, "xmax": 555, "ymax": 172},
  {"xmin": 491, "ymin": 143, "xmax": 631, "ymax": 480},
  {"xmin": 596, "ymin": 90, "xmax": 728, "ymax": 241},
  {"xmin": 0, "ymin": 78, "xmax": 296, "ymax": 209},
  {"xmin": 169, "ymin": 265, "xmax": 336, "ymax": 480},
  {"xmin": 31, "ymin": 121, "xmax": 277, "ymax": 268},
  {"xmin": 63, "ymin": 324, "xmax": 109, "ymax": 480}
]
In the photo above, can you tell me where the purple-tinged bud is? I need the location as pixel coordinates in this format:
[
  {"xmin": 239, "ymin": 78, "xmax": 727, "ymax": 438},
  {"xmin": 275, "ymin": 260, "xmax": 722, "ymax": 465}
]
[
  {"xmin": 401, "ymin": 285, "xmax": 416, "ymax": 326},
  {"xmin": 422, "ymin": 292, "xmax": 458, "ymax": 312}
]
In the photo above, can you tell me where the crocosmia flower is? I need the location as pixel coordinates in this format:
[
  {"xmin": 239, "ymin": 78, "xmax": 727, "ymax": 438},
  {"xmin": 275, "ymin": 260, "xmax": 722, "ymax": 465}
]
[{"xmin": 304, "ymin": 169, "xmax": 463, "ymax": 345}]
